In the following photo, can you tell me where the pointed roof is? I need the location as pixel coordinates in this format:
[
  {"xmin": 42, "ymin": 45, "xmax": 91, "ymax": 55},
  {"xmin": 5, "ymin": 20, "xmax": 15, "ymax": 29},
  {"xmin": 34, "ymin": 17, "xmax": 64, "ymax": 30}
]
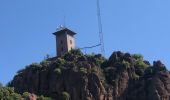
[{"xmin": 53, "ymin": 27, "xmax": 76, "ymax": 36}]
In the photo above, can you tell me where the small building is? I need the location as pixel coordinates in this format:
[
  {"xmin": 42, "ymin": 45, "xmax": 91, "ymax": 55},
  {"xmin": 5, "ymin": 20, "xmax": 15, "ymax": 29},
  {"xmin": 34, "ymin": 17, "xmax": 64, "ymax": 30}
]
[{"xmin": 53, "ymin": 27, "xmax": 76, "ymax": 56}]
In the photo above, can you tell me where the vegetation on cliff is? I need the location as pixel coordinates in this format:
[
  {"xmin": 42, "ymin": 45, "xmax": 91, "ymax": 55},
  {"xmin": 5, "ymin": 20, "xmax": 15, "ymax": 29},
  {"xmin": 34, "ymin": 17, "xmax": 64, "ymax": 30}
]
[
  {"xmin": 0, "ymin": 86, "xmax": 52, "ymax": 100},
  {"xmin": 1, "ymin": 49, "xmax": 170, "ymax": 100}
]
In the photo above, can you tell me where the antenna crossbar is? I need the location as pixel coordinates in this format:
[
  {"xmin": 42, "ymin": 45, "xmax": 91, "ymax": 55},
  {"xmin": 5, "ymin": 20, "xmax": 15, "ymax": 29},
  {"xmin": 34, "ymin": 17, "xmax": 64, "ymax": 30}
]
[{"xmin": 79, "ymin": 44, "xmax": 101, "ymax": 50}]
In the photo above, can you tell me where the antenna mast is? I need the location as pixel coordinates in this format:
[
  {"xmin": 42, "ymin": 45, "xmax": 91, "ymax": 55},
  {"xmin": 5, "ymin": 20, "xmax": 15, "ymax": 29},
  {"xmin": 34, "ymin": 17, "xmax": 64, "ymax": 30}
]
[
  {"xmin": 63, "ymin": 14, "xmax": 66, "ymax": 27},
  {"xmin": 96, "ymin": 0, "xmax": 105, "ymax": 56}
]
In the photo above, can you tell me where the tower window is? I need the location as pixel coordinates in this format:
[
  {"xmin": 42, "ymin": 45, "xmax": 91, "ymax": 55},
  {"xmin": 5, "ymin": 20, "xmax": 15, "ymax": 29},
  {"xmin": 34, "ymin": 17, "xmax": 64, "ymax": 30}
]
[
  {"xmin": 70, "ymin": 40, "xmax": 72, "ymax": 44},
  {"xmin": 61, "ymin": 47, "xmax": 64, "ymax": 51},
  {"xmin": 60, "ymin": 40, "xmax": 63, "ymax": 44}
]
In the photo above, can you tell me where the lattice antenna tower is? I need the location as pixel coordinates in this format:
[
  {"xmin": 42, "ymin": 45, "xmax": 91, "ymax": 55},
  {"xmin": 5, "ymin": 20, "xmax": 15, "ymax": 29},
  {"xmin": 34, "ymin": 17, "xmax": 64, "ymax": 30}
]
[
  {"xmin": 63, "ymin": 13, "xmax": 66, "ymax": 27},
  {"xmin": 96, "ymin": 0, "xmax": 105, "ymax": 56}
]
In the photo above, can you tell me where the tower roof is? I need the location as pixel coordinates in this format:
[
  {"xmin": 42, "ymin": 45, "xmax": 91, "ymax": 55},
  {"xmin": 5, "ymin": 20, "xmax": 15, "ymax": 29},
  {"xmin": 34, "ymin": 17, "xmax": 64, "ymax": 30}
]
[{"xmin": 53, "ymin": 27, "xmax": 76, "ymax": 36}]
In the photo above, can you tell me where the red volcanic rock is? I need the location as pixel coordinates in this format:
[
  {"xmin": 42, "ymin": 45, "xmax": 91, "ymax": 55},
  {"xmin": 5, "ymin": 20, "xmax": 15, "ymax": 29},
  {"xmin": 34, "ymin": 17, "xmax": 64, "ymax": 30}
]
[{"xmin": 10, "ymin": 50, "xmax": 170, "ymax": 100}]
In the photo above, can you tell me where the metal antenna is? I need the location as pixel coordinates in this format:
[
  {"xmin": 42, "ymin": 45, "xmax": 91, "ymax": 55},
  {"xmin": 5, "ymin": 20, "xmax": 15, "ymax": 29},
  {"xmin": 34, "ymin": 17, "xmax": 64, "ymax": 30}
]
[
  {"xmin": 96, "ymin": 0, "xmax": 105, "ymax": 56},
  {"xmin": 63, "ymin": 14, "xmax": 66, "ymax": 27},
  {"xmin": 61, "ymin": 9, "xmax": 66, "ymax": 28}
]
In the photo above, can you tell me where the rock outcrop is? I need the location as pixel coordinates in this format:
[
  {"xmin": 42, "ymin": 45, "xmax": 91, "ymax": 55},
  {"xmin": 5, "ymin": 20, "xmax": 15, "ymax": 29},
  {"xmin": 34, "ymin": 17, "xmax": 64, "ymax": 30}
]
[
  {"xmin": 11, "ymin": 50, "xmax": 106, "ymax": 100},
  {"xmin": 10, "ymin": 50, "xmax": 170, "ymax": 100},
  {"xmin": 27, "ymin": 94, "xmax": 37, "ymax": 100},
  {"xmin": 105, "ymin": 52, "xmax": 170, "ymax": 100}
]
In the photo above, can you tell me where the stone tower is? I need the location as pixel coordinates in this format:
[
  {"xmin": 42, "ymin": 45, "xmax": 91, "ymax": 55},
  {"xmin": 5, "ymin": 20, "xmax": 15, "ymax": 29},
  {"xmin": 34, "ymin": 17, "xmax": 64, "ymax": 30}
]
[{"xmin": 53, "ymin": 27, "xmax": 76, "ymax": 56}]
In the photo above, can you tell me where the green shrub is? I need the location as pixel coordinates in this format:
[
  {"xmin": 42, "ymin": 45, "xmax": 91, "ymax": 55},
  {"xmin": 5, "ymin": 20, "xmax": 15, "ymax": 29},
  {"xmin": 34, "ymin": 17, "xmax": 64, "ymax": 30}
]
[
  {"xmin": 69, "ymin": 49, "xmax": 83, "ymax": 56},
  {"xmin": 29, "ymin": 63, "xmax": 42, "ymax": 71},
  {"xmin": 0, "ymin": 92, "xmax": 3, "ymax": 99},
  {"xmin": 95, "ymin": 58, "xmax": 105, "ymax": 66},
  {"xmin": 6, "ymin": 87, "xmax": 14, "ymax": 94},
  {"xmin": 79, "ymin": 67, "xmax": 87, "ymax": 73},
  {"xmin": 57, "ymin": 58, "xmax": 65, "ymax": 65},
  {"xmin": 62, "ymin": 92, "xmax": 70, "ymax": 100},
  {"xmin": 11, "ymin": 93, "xmax": 22, "ymax": 100},
  {"xmin": 122, "ymin": 60, "xmax": 130, "ymax": 68},
  {"xmin": 40, "ymin": 60, "xmax": 51, "ymax": 66},
  {"xmin": 132, "ymin": 54, "xmax": 143, "ymax": 61},
  {"xmin": 86, "ymin": 54, "xmax": 106, "ymax": 67},
  {"xmin": 2, "ymin": 89, "xmax": 10, "ymax": 99},
  {"xmin": 63, "ymin": 49, "xmax": 83, "ymax": 61},
  {"xmin": 0, "ymin": 87, "xmax": 21, "ymax": 100},
  {"xmin": 54, "ymin": 68, "xmax": 62, "ymax": 75},
  {"xmin": 135, "ymin": 60, "xmax": 149, "ymax": 69},
  {"xmin": 22, "ymin": 92, "xmax": 30, "ymax": 98},
  {"xmin": 91, "ymin": 67, "xmax": 98, "ymax": 73},
  {"xmin": 0, "ymin": 87, "xmax": 52, "ymax": 100},
  {"xmin": 132, "ymin": 73, "xmax": 139, "ymax": 80}
]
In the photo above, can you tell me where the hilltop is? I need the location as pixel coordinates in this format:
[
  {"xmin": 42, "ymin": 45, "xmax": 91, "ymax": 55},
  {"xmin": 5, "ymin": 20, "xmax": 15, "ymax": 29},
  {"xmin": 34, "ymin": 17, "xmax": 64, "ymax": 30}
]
[{"xmin": 1, "ymin": 49, "xmax": 170, "ymax": 100}]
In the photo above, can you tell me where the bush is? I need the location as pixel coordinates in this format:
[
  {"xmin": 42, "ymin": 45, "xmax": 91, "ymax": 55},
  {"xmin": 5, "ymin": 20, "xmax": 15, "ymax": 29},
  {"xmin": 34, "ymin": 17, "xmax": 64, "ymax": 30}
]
[
  {"xmin": 91, "ymin": 67, "xmax": 98, "ymax": 73},
  {"xmin": 28, "ymin": 63, "xmax": 42, "ymax": 71},
  {"xmin": 0, "ymin": 87, "xmax": 21, "ymax": 100},
  {"xmin": 57, "ymin": 58, "xmax": 65, "ymax": 65},
  {"xmin": 122, "ymin": 60, "xmax": 130, "ymax": 68},
  {"xmin": 11, "ymin": 93, "xmax": 22, "ymax": 100},
  {"xmin": 63, "ymin": 49, "xmax": 83, "ymax": 61},
  {"xmin": 96, "ymin": 57, "xmax": 105, "ymax": 66},
  {"xmin": 0, "ymin": 92, "xmax": 2, "ymax": 99},
  {"xmin": 62, "ymin": 92, "xmax": 70, "ymax": 100},
  {"xmin": 79, "ymin": 67, "xmax": 87, "ymax": 73},
  {"xmin": 22, "ymin": 92, "xmax": 30, "ymax": 98},
  {"xmin": 0, "ymin": 86, "xmax": 52, "ymax": 100},
  {"xmin": 40, "ymin": 60, "xmax": 51, "ymax": 66},
  {"xmin": 132, "ymin": 73, "xmax": 139, "ymax": 80},
  {"xmin": 86, "ymin": 54, "xmax": 106, "ymax": 67},
  {"xmin": 69, "ymin": 49, "xmax": 83, "ymax": 56},
  {"xmin": 54, "ymin": 68, "xmax": 62, "ymax": 75},
  {"xmin": 6, "ymin": 87, "xmax": 14, "ymax": 94},
  {"xmin": 135, "ymin": 60, "xmax": 149, "ymax": 69},
  {"xmin": 132, "ymin": 54, "xmax": 143, "ymax": 61}
]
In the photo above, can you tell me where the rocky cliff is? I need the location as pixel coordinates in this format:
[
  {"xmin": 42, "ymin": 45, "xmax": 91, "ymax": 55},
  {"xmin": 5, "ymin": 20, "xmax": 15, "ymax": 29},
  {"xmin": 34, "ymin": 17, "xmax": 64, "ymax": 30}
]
[{"xmin": 10, "ymin": 50, "xmax": 170, "ymax": 100}]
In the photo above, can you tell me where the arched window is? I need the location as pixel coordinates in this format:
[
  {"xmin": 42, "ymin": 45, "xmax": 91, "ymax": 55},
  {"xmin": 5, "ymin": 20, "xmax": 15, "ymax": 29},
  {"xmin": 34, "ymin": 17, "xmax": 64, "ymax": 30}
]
[
  {"xmin": 70, "ymin": 40, "xmax": 72, "ymax": 44},
  {"xmin": 60, "ymin": 40, "xmax": 63, "ymax": 44},
  {"xmin": 61, "ymin": 47, "xmax": 64, "ymax": 51}
]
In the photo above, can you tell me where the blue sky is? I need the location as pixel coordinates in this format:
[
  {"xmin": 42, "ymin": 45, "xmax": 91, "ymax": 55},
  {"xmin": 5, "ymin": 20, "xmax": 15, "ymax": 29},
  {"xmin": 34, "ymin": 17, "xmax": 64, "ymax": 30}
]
[{"xmin": 0, "ymin": 0, "xmax": 170, "ymax": 85}]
